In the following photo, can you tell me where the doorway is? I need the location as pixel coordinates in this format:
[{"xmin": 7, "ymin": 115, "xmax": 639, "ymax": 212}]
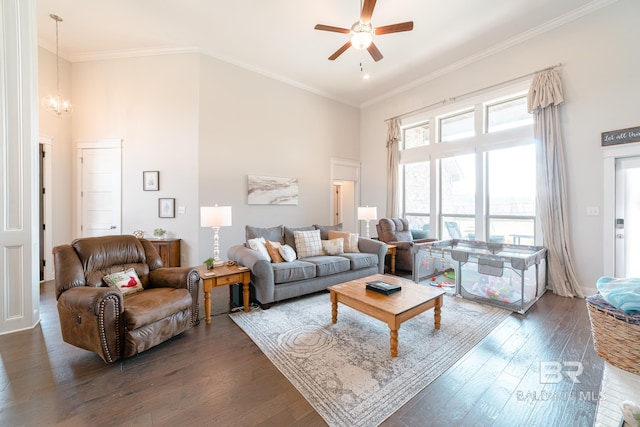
[
  {"xmin": 615, "ymin": 156, "xmax": 640, "ymax": 277},
  {"xmin": 603, "ymin": 144, "xmax": 640, "ymax": 277},
  {"xmin": 330, "ymin": 158, "xmax": 360, "ymax": 234}
]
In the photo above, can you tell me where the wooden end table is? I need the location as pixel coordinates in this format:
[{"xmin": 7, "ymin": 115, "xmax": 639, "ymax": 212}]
[
  {"xmin": 198, "ymin": 264, "xmax": 250, "ymax": 325},
  {"xmin": 386, "ymin": 244, "xmax": 397, "ymax": 274},
  {"xmin": 328, "ymin": 274, "xmax": 445, "ymax": 357}
]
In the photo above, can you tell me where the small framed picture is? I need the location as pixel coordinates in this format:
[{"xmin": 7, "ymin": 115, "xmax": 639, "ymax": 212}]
[
  {"xmin": 159, "ymin": 198, "xmax": 175, "ymax": 218},
  {"xmin": 143, "ymin": 171, "xmax": 159, "ymax": 191}
]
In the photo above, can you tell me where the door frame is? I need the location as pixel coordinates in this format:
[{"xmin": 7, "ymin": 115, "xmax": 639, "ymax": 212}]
[
  {"xmin": 76, "ymin": 139, "xmax": 123, "ymax": 238},
  {"xmin": 603, "ymin": 143, "xmax": 640, "ymax": 276},
  {"xmin": 330, "ymin": 157, "xmax": 360, "ymax": 232},
  {"xmin": 39, "ymin": 136, "xmax": 54, "ymax": 281}
]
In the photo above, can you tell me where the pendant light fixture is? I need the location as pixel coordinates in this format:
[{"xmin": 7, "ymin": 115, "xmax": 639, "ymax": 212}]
[{"xmin": 42, "ymin": 14, "xmax": 72, "ymax": 117}]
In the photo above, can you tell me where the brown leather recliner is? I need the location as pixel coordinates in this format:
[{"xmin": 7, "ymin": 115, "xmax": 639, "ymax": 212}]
[
  {"xmin": 53, "ymin": 235, "xmax": 200, "ymax": 363},
  {"xmin": 376, "ymin": 218, "xmax": 435, "ymax": 272}
]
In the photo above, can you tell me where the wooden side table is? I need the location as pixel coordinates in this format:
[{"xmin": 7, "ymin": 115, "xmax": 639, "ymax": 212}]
[
  {"xmin": 198, "ymin": 264, "xmax": 250, "ymax": 325},
  {"xmin": 386, "ymin": 244, "xmax": 397, "ymax": 274}
]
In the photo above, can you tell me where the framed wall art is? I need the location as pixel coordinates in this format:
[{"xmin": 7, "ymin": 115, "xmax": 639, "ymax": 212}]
[
  {"xmin": 247, "ymin": 175, "xmax": 299, "ymax": 205},
  {"xmin": 158, "ymin": 198, "xmax": 175, "ymax": 218},
  {"xmin": 143, "ymin": 171, "xmax": 159, "ymax": 191}
]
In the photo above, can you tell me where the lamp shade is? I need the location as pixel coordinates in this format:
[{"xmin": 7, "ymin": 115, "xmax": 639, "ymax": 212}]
[
  {"xmin": 200, "ymin": 205, "xmax": 232, "ymax": 227},
  {"xmin": 357, "ymin": 206, "xmax": 377, "ymax": 221}
]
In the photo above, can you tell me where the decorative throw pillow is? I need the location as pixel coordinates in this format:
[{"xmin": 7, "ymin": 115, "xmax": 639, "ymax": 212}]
[
  {"xmin": 328, "ymin": 230, "xmax": 360, "ymax": 253},
  {"xmin": 279, "ymin": 244, "xmax": 297, "ymax": 262},
  {"xmin": 265, "ymin": 240, "xmax": 284, "ymax": 263},
  {"xmin": 322, "ymin": 238, "xmax": 344, "ymax": 256},
  {"xmin": 103, "ymin": 268, "xmax": 144, "ymax": 295},
  {"xmin": 247, "ymin": 237, "xmax": 272, "ymax": 261},
  {"xmin": 294, "ymin": 229, "xmax": 324, "ymax": 259}
]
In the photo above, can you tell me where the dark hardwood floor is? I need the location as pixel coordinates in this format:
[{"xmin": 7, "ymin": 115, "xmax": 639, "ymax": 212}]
[{"xmin": 0, "ymin": 280, "xmax": 603, "ymax": 426}]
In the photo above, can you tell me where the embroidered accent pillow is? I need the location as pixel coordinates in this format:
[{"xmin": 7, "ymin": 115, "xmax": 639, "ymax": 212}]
[
  {"xmin": 322, "ymin": 238, "xmax": 344, "ymax": 255},
  {"xmin": 103, "ymin": 268, "xmax": 144, "ymax": 295},
  {"xmin": 328, "ymin": 230, "xmax": 360, "ymax": 253},
  {"xmin": 265, "ymin": 240, "xmax": 285, "ymax": 263},
  {"xmin": 279, "ymin": 244, "xmax": 297, "ymax": 262},
  {"xmin": 247, "ymin": 237, "xmax": 271, "ymax": 261},
  {"xmin": 293, "ymin": 229, "xmax": 324, "ymax": 259}
]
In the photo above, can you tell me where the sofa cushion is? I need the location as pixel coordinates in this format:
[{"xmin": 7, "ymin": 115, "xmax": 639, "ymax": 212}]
[
  {"xmin": 328, "ymin": 230, "xmax": 360, "ymax": 253},
  {"xmin": 294, "ymin": 229, "xmax": 324, "ymax": 258},
  {"xmin": 272, "ymin": 260, "xmax": 316, "ymax": 284},
  {"xmin": 284, "ymin": 226, "xmax": 315, "ymax": 251},
  {"xmin": 314, "ymin": 223, "xmax": 343, "ymax": 240},
  {"xmin": 124, "ymin": 287, "xmax": 192, "ymax": 330},
  {"xmin": 304, "ymin": 256, "xmax": 350, "ymax": 277},
  {"xmin": 340, "ymin": 253, "xmax": 379, "ymax": 271},
  {"xmin": 246, "ymin": 225, "xmax": 284, "ymax": 243}
]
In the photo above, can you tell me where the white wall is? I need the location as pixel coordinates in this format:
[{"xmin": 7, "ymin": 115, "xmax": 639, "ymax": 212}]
[
  {"xmin": 197, "ymin": 55, "xmax": 360, "ymax": 262},
  {"xmin": 38, "ymin": 47, "xmax": 73, "ymax": 250},
  {"xmin": 360, "ymin": 0, "xmax": 640, "ymax": 294},
  {"xmin": 71, "ymin": 54, "xmax": 201, "ymax": 265}
]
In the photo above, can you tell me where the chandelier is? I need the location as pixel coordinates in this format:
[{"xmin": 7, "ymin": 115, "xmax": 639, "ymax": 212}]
[{"xmin": 42, "ymin": 14, "xmax": 72, "ymax": 117}]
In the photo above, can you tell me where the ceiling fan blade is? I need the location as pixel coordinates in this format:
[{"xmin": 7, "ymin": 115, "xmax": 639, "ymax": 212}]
[
  {"xmin": 360, "ymin": 0, "xmax": 377, "ymax": 24},
  {"xmin": 329, "ymin": 41, "xmax": 352, "ymax": 61},
  {"xmin": 367, "ymin": 42, "xmax": 383, "ymax": 62},
  {"xmin": 314, "ymin": 24, "xmax": 350, "ymax": 34},
  {"xmin": 375, "ymin": 21, "xmax": 414, "ymax": 35}
]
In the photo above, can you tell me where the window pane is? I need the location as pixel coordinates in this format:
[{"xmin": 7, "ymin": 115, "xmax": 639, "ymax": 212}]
[
  {"xmin": 442, "ymin": 216, "xmax": 475, "ymax": 240},
  {"xmin": 440, "ymin": 110, "xmax": 474, "ymax": 142},
  {"xmin": 441, "ymin": 154, "xmax": 475, "ymax": 215},
  {"xmin": 486, "ymin": 96, "xmax": 532, "ymax": 132},
  {"xmin": 406, "ymin": 215, "xmax": 430, "ymax": 236},
  {"xmin": 403, "ymin": 123, "xmax": 429, "ymax": 149},
  {"xmin": 404, "ymin": 162, "xmax": 430, "ymax": 213},
  {"xmin": 488, "ymin": 218, "xmax": 535, "ymax": 245},
  {"xmin": 487, "ymin": 145, "xmax": 536, "ymax": 215}
]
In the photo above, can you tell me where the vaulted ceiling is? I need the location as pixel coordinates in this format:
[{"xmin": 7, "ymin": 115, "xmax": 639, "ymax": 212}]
[{"xmin": 36, "ymin": 0, "xmax": 613, "ymax": 107}]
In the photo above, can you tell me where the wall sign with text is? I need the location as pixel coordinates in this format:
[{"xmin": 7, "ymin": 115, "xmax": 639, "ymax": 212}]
[{"xmin": 601, "ymin": 126, "xmax": 640, "ymax": 147}]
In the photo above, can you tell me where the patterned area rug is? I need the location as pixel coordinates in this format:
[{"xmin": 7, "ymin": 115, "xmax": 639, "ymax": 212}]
[{"xmin": 230, "ymin": 291, "xmax": 510, "ymax": 427}]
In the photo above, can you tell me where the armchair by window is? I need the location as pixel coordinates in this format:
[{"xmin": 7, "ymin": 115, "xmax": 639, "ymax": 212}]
[
  {"xmin": 376, "ymin": 218, "xmax": 435, "ymax": 272},
  {"xmin": 53, "ymin": 235, "xmax": 200, "ymax": 363}
]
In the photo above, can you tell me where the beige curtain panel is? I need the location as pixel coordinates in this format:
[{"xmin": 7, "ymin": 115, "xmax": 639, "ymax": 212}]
[
  {"xmin": 386, "ymin": 119, "xmax": 401, "ymax": 218},
  {"xmin": 528, "ymin": 69, "xmax": 582, "ymax": 298}
]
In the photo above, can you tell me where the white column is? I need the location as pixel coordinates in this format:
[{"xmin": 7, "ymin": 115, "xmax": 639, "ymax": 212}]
[{"xmin": 0, "ymin": 0, "xmax": 40, "ymax": 334}]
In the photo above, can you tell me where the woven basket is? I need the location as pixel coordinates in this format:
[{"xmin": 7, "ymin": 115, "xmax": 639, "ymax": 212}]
[{"xmin": 587, "ymin": 295, "xmax": 640, "ymax": 375}]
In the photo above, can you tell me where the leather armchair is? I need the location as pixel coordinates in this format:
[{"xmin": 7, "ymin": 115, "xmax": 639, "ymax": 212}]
[
  {"xmin": 376, "ymin": 218, "xmax": 435, "ymax": 272},
  {"xmin": 53, "ymin": 235, "xmax": 200, "ymax": 363}
]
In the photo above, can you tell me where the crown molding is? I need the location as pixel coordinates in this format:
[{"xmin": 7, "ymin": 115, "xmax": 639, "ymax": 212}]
[{"xmin": 360, "ymin": 0, "xmax": 619, "ymax": 108}]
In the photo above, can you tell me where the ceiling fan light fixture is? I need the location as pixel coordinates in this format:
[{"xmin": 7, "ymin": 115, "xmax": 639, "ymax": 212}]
[{"xmin": 350, "ymin": 21, "xmax": 373, "ymax": 50}]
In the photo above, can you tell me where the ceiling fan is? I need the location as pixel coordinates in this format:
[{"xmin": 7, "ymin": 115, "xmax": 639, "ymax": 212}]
[{"xmin": 314, "ymin": 0, "xmax": 413, "ymax": 62}]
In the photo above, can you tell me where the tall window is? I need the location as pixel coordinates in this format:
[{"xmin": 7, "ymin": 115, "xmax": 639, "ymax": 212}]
[
  {"xmin": 486, "ymin": 145, "xmax": 536, "ymax": 245},
  {"xmin": 399, "ymin": 87, "xmax": 537, "ymax": 244},
  {"xmin": 403, "ymin": 162, "xmax": 429, "ymax": 232}
]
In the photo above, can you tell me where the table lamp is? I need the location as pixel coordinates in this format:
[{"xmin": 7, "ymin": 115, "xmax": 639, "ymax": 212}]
[
  {"xmin": 357, "ymin": 206, "xmax": 377, "ymax": 238},
  {"xmin": 200, "ymin": 205, "xmax": 232, "ymax": 267}
]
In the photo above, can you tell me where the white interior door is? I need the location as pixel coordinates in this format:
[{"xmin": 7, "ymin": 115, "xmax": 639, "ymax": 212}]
[
  {"xmin": 77, "ymin": 141, "xmax": 122, "ymax": 237},
  {"xmin": 615, "ymin": 156, "xmax": 640, "ymax": 277}
]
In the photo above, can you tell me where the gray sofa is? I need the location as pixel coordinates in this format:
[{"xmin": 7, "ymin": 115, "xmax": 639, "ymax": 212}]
[{"xmin": 227, "ymin": 224, "xmax": 387, "ymax": 306}]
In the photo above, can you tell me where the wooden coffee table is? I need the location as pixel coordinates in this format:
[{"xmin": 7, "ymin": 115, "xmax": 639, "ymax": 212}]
[{"xmin": 328, "ymin": 274, "xmax": 445, "ymax": 357}]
